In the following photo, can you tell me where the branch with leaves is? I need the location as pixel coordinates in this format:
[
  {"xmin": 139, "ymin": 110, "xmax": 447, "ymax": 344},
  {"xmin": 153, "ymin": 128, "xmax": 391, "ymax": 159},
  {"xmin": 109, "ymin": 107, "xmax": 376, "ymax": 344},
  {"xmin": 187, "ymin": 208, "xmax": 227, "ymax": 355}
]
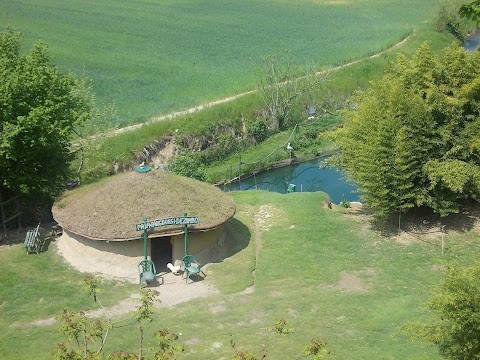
[
  {"xmin": 230, "ymin": 319, "xmax": 329, "ymax": 360},
  {"xmin": 53, "ymin": 277, "xmax": 183, "ymax": 360}
]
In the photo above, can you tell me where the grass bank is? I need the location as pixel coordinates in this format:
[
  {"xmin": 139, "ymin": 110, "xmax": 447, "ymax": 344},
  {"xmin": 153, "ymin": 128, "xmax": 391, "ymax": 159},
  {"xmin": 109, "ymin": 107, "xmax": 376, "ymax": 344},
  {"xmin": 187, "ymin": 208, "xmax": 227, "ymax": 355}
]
[{"xmin": 2, "ymin": 191, "xmax": 479, "ymax": 358}]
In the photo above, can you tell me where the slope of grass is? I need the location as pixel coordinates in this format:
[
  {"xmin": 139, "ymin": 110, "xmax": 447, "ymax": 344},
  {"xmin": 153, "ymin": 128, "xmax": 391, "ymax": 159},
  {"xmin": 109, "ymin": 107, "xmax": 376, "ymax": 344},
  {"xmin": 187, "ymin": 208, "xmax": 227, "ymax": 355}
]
[
  {"xmin": 2, "ymin": 191, "xmax": 479, "ymax": 358},
  {"xmin": 0, "ymin": 0, "xmax": 438, "ymax": 124}
]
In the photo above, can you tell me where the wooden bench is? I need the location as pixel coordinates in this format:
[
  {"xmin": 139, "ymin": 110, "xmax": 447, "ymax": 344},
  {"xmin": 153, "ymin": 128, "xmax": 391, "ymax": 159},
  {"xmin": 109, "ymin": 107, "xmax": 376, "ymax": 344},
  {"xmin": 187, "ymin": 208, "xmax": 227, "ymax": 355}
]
[
  {"xmin": 24, "ymin": 223, "xmax": 43, "ymax": 254},
  {"xmin": 182, "ymin": 255, "xmax": 205, "ymax": 284}
]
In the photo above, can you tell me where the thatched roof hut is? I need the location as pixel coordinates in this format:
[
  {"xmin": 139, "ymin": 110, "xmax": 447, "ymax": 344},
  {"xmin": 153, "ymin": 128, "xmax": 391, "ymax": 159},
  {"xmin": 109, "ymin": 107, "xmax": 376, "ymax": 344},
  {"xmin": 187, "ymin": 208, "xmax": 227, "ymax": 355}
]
[{"xmin": 52, "ymin": 170, "xmax": 236, "ymax": 241}]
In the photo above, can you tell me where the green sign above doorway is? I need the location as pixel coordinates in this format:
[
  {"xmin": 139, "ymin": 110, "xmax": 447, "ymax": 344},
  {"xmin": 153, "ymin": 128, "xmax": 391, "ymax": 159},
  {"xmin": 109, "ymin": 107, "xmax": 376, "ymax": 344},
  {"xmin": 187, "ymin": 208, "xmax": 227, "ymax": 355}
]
[{"xmin": 135, "ymin": 216, "xmax": 199, "ymax": 231}]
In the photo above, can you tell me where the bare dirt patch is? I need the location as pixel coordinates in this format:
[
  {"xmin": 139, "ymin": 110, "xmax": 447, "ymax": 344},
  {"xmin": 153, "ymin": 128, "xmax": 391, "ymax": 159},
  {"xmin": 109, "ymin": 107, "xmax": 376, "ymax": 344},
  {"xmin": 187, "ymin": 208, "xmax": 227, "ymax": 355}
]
[
  {"xmin": 321, "ymin": 268, "xmax": 375, "ymax": 293},
  {"xmin": 54, "ymin": 233, "xmax": 218, "ymax": 317},
  {"xmin": 150, "ymin": 139, "xmax": 176, "ymax": 169},
  {"xmin": 13, "ymin": 317, "xmax": 56, "ymax": 328},
  {"xmin": 388, "ymin": 204, "xmax": 480, "ymax": 246},
  {"xmin": 209, "ymin": 302, "xmax": 227, "ymax": 314},
  {"xmin": 256, "ymin": 205, "xmax": 277, "ymax": 232}
]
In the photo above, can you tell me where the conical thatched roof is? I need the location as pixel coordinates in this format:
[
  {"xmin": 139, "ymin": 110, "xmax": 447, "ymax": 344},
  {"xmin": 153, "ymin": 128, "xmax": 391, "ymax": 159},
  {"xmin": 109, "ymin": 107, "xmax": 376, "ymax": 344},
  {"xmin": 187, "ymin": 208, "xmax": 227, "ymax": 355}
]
[{"xmin": 52, "ymin": 170, "xmax": 236, "ymax": 240}]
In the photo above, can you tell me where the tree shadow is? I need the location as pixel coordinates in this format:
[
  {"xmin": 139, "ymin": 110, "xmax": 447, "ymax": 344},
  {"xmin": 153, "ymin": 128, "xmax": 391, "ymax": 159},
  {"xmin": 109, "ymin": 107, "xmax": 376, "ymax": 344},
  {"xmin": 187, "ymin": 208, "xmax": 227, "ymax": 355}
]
[
  {"xmin": 377, "ymin": 202, "xmax": 479, "ymax": 238},
  {"xmin": 0, "ymin": 229, "xmax": 25, "ymax": 246},
  {"xmin": 0, "ymin": 222, "xmax": 62, "ymax": 252}
]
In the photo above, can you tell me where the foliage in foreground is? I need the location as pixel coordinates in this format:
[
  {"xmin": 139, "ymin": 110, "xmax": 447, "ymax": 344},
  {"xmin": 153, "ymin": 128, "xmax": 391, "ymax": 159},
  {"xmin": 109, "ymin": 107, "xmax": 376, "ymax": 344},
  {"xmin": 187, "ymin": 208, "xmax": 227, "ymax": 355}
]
[
  {"xmin": 54, "ymin": 276, "xmax": 183, "ymax": 360},
  {"xmin": 405, "ymin": 263, "xmax": 480, "ymax": 359},
  {"xmin": 54, "ymin": 276, "xmax": 329, "ymax": 360},
  {"xmin": 332, "ymin": 42, "xmax": 480, "ymax": 224}
]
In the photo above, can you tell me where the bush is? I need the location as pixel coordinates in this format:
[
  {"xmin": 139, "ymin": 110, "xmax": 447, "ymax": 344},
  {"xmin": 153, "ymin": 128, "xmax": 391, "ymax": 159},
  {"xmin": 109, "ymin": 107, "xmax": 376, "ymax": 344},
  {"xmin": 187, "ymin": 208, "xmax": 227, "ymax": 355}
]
[
  {"xmin": 246, "ymin": 119, "xmax": 268, "ymax": 144},
  {"xmin": 167, "ymin": 155, "xmax": 206, "ymax": 181}
]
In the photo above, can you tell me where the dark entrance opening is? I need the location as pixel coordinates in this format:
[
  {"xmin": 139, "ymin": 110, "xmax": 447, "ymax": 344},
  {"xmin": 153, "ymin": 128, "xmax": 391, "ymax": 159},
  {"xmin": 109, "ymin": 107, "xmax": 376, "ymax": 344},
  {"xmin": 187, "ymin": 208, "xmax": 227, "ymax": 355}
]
[{"xmin": 151, "ymin": 236, "xmax": 172, "ymax": 273}]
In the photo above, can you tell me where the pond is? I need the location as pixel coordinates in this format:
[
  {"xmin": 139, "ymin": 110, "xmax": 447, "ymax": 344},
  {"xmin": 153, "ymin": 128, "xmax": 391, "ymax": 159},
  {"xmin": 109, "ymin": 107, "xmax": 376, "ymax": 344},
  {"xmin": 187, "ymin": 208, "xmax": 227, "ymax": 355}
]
[
  {"xmin": 219, "ymin": 157, "xmax": 359, "ymax": 204},
  {"xmin": 464, "ymin": 30, "xmax": 480, "ymax": 52}
]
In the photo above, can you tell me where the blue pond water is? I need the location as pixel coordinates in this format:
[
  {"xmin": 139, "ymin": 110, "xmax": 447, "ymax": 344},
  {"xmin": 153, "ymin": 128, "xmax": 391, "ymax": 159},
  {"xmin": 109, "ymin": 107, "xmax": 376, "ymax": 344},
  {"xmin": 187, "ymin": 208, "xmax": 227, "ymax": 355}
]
[
  {"xmin": 464, "ymin": 31, "xmax": 480, "ymax": 52},
  {"xmin": 220, "ymin": 157, "xmax": 359, "ymax": 204}
]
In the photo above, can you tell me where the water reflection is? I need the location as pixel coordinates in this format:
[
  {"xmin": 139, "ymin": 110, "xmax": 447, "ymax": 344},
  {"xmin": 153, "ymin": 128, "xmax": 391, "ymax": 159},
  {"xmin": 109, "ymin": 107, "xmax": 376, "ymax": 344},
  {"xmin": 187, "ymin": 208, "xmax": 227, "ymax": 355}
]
[{"xmin": 220, "ymin": 157, "xmax": 359, "ymax": 204}]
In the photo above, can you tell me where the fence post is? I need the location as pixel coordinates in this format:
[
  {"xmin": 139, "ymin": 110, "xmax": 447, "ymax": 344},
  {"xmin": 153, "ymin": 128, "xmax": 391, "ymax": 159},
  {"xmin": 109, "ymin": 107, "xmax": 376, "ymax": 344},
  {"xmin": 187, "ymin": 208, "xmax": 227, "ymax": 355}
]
[{"xmin": 238, "ymin": 155, "xmax": 241, "ymax": 190}]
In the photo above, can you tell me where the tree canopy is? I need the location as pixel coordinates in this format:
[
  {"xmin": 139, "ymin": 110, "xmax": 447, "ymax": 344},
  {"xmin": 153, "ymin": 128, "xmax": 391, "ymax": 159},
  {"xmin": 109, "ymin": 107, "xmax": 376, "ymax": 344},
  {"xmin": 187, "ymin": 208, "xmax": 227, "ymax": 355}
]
[
  {"xmin": 332, "ymin": 42, "xmax": 480, "ymax": 222},
  {"xmin": 0, "ymin": 29, "xmax": 93, "ymax": 200}
]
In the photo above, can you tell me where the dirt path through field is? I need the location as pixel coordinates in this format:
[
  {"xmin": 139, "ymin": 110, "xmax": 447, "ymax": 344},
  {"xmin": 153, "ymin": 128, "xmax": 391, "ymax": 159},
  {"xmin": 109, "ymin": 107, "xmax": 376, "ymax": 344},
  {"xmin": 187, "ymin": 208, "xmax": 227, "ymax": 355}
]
[{"xmin": 114, "ymin": 31, "xmax": 414, "ymax": 135}]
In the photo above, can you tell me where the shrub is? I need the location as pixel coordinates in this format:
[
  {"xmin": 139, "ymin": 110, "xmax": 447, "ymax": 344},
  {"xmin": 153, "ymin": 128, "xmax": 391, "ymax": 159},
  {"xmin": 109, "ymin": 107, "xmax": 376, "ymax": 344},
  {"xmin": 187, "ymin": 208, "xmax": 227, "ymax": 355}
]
[
  {"xmin": 247, "ymin": 119, "xmax": 268, "ymax": 144},
  {"xmin": 167, "ymin": 154, "xmax": 206, "ymax": 181}
]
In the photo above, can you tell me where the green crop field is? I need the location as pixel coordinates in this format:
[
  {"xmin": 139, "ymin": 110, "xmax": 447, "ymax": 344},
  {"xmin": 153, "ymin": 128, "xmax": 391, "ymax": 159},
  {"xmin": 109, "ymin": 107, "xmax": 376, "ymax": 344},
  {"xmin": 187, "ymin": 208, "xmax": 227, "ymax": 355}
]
[{"xmin": 0, "ymin": 0, "xmax": 438, "ymax": 125}]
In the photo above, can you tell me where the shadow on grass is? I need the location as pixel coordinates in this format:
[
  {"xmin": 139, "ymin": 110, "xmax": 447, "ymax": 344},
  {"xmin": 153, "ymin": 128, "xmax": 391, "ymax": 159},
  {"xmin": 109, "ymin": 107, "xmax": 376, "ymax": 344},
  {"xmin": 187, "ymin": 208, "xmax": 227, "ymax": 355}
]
[
  {"xmin": 371, "ymin": 202, "xmax": 480, "ymax": 238},
  {"xmin": 204, "ymin": 217, "xmax": 251, "ymax": 265},
  {"xmin": 0, "ymin": 222, "xmax": 61, "ymax": 254}
]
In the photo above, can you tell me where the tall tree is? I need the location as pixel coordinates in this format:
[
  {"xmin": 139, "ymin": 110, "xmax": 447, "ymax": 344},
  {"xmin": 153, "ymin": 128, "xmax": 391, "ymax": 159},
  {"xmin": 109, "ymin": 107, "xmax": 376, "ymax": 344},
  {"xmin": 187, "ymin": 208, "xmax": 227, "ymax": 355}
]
[
  {"xmin": 333, "ymin": 73, "xmax": 434, "ymax": 225},
  {"xmin": 0, "ymin": 29, "xmax": 93, "ymax": 201},
  {"xmin": 333, "ymin": 42, "xmax": 480, "ymax": 222}
]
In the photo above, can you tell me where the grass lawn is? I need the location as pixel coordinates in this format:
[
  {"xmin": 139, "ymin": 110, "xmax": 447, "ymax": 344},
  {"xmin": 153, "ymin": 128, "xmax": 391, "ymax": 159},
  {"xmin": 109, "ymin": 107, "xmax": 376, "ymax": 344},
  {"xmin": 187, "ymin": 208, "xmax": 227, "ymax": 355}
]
[
  {"xmin": 0, "ymin": 0, "xmax": 438, "ymax": 124},
  {"xmin": 2, "ymin": 190, "xmax": 479, "ymax": 358}
]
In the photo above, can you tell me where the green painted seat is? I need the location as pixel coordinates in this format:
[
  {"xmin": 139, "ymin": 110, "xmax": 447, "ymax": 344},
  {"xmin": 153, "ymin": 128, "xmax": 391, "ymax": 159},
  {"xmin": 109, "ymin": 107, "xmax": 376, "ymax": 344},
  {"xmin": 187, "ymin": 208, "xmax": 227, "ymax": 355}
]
[
  {"xmin": 138, "ymin": 260, "xmax": 156, "ymax": 286},
  {"xmin": 24, "ymin": 224, "xmax": 42, "ymax": 254},
  {"xmin": 181, "ymin": 255, "xmax": 205, "ymax": 284}
]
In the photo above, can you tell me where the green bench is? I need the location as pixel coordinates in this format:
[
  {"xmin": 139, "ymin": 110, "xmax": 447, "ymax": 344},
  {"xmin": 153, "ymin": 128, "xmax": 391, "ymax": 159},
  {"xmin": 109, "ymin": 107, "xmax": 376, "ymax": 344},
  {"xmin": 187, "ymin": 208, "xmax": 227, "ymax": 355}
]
[
  {"xmin": 24, "ymin": 223, "xmax": 42, "ymax": 254},
  {"xmin": 182, "ymin": 255, "xmax": 205, "ymax": 284},
  {"xmin": 138, "ymin": 259, "xmax": 157, "ymax": 287}
]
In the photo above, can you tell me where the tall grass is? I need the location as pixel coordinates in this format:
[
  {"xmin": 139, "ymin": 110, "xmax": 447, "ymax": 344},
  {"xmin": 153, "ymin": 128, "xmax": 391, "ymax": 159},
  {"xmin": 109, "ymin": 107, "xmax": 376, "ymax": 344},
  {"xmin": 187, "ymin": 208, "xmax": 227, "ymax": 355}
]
[{"xmin": 0, "ymin": 0, "xmax": 438, "ymax": 124}]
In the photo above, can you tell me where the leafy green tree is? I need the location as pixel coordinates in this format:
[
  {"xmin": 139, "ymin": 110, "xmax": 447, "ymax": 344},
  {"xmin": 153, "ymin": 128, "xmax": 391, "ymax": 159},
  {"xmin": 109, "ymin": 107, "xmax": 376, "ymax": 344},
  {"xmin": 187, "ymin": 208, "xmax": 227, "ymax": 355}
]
[
  {"xmin": 404, "ymin": 263, "xmax": 480, "ymax": 359},
  {"xmin": 0, "ymin": 29, "xmax": 93, "ymax": 201},
  {"xmin": 333, "ymin": 42, "xmax": 480, "ymax": 223},
  {"xmin": 460, "ymin": 0, "xmax": 480, "ymax": 23},
  {"xmin": 333, "ymin": 72, "xmax": 434, "ymax": 226}
]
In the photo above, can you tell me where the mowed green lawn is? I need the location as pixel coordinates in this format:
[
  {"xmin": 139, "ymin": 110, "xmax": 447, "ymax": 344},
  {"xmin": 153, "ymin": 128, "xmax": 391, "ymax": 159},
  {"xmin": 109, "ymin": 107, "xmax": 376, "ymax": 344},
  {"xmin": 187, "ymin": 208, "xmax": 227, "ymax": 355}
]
[
  {"xmin": 0, "ymin": 0, "xmax": 438, "ymax": 124},
  {"xmin": 2, "ymin": 190, "xmax": 479, "ymax": 358}
]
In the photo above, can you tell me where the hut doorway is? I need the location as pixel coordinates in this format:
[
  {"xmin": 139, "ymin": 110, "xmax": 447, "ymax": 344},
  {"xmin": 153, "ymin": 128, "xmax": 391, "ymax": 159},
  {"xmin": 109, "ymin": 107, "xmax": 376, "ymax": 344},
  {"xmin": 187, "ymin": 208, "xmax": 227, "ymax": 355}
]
[{"xmin": 151, "ymin": 236, "xmax": 172, "ymax": 273}]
